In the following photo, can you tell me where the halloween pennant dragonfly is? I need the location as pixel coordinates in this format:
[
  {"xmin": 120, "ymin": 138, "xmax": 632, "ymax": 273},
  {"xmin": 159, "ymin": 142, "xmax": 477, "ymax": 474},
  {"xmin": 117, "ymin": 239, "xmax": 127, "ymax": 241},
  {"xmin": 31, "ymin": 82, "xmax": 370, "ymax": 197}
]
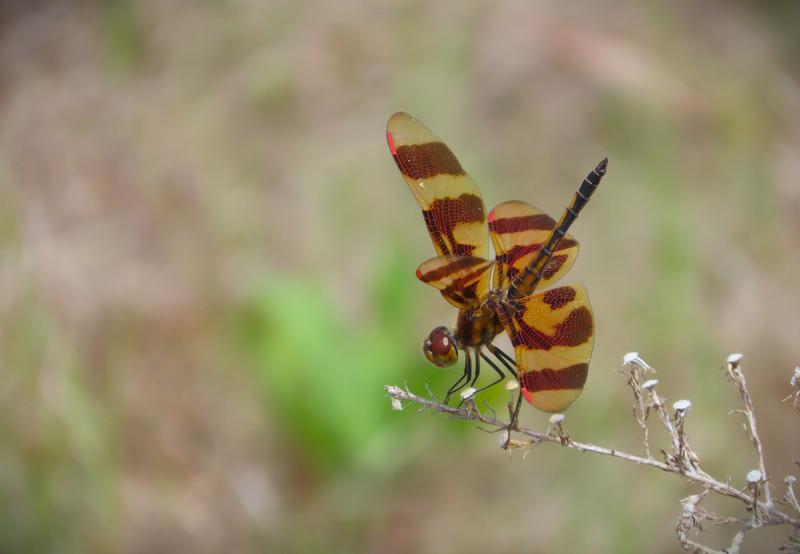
[{"xmin": 387, "ymin": 112, "xmax": 607, "ymax": 417}]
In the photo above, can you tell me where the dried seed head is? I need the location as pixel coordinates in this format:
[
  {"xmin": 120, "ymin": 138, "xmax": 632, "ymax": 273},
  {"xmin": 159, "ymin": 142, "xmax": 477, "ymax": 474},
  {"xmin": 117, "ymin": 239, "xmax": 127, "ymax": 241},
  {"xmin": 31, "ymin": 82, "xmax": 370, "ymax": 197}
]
[
  {"xmin": 391, "ymin": 397, "xmax": 403, "ymax": 411},
  {"xmin": 791, "ymin": 367, "xmax": 800, "ymax": 387},
  {"xmin": 727, "ymin": 353, "xmax": 743, "ymax": 370},
  {"xmin": 623, "ymin": 352, "xmax": 639, "ymax": 364},
  {"xmin": 673, "ymin": 399, "xmax": 692, "ymax": 412},
  {"xmin": 497, "ymin": 430, "xmax": 511, "ymax": 448},
  {"xmin": 622, "ymin": 352, "xmax": 654, "ymax": 372},
  {"xmin": 642, "ymin": 379, "xmax": 659, "ymax": 390},
  {"xmin": 746, "ymin": 469, "xmax": 763, "ymax": 484}
]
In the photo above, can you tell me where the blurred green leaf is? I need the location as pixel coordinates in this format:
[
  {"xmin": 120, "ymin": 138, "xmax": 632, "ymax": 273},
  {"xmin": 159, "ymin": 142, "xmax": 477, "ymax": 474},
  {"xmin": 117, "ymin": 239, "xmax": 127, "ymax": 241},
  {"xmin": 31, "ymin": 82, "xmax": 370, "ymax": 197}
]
[{"xmin": 234, "ymin": 270, "xmax": 414, "ymax": 475}]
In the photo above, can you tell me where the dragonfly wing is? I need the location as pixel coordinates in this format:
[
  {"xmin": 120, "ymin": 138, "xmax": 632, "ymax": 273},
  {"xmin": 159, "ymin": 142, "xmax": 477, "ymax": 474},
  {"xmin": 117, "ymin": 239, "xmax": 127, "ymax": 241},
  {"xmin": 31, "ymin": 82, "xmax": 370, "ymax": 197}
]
[
  {"xmin": 388, "ymin": 112, "xmax": 489, "ymax": 259},
  {"xmin": 499, "ymin": 284, "xmax": 593, "ymax": 412},
  {"xmin": 489, "ymin": 200, "xmax": 579, "ymax": 291},
  {"xmin": 416, "ymin": 255, "xmax": 493, "ymax": 309}
]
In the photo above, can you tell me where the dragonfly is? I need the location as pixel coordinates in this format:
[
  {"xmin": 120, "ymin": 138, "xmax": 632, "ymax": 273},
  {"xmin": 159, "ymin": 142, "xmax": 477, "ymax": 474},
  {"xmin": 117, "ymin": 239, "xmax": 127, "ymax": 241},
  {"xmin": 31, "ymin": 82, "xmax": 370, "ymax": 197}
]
[{"xmin": 387, "ymin": 112, "xmax": 607, "ymax": 423}]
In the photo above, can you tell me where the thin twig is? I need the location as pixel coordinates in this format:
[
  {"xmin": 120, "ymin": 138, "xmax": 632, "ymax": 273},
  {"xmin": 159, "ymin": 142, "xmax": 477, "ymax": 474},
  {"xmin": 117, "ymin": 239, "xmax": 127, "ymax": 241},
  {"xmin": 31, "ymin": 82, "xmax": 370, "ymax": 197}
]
[
  {"xmin": 648, "ymin": 386, "xmax": 683, "ymax": 463},
  {"xmin": 782, "ymin": 367, "xmax": 800, "ymax": 413},
  {"xmin": 385, "ymin": 355, "xmax": 800, "ymax": 551},
  {"xmin": 677, "ymin": 491, "xmax": 723, "ymax": 554},
  {"xmin": 620, "ymin": 353, "xmax": 655, "ymax": 458},
  {"xmin": 383, "ymin": 384, "xmax": 799, "ymax": 527},
  {"xmin": 784, "ymin": 476, "xmax": 800, "ymax": 515},
  {"xmin": 727, "ymin": 354, "xmax": 772, "ymax": 507}
]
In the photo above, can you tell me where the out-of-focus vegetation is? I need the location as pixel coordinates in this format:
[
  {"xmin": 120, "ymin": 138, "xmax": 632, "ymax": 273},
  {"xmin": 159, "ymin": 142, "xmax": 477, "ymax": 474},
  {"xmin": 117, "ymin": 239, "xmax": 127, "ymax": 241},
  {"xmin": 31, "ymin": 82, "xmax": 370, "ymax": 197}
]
[{"xmin": 1, "ymin": 1, "xmax": 799, "ymax": 552}]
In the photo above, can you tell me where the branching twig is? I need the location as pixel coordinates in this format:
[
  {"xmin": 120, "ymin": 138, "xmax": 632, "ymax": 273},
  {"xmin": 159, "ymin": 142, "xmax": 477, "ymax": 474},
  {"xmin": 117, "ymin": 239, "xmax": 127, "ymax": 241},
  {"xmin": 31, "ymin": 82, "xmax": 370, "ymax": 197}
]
[
  {"xmin": 385, "ymin": 353, "xmax": 800, "ymax": 551},
  {"xmin": 618, "ymin": 352, "xmax": 655, "ymax": 458},
  {"xmin": 726, "ymin": 353, "xmax": 772, "ymax": 507},
  {"xmin": 783, "ymin": 367, "xmax": 800, "ymax": 413},
  {"xmin": 384, "ymin": 384, "xmax": 795, "ymax": 522},
  {"xmin": 784, "ymin": 476, "xmax": 800, "ymax": 515}
]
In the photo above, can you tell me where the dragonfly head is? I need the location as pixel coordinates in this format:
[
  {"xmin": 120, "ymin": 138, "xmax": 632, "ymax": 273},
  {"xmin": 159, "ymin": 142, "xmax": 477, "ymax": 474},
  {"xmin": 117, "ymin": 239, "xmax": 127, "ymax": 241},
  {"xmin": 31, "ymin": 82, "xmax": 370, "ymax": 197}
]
[{"xmin": 423, "ymin": 326, "xmax": 458, "ymax": 368}]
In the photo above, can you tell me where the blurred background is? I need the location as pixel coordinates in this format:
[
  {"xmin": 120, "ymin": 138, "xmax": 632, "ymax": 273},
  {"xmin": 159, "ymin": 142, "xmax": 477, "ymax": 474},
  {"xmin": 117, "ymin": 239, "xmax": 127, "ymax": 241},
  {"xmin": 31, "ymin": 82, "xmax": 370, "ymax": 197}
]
[{"xmin": 1, "ymin": 1, "xmax": 799, "ymax": 552}]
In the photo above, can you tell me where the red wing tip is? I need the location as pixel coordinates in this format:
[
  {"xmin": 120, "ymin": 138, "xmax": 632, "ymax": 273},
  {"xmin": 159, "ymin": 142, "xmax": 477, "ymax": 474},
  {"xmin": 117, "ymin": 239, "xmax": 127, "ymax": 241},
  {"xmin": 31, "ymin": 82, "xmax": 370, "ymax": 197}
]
[
  {"xmin": 415, "ymin": 268, "xmax": 424, "ymax": 280},
  {"xmin": 386, "ymin": 130, "xmax": 397, "ymax": 155},
  {"xmin": 521, "ymin": 387, "xmax": 534, "ymax": 404}
]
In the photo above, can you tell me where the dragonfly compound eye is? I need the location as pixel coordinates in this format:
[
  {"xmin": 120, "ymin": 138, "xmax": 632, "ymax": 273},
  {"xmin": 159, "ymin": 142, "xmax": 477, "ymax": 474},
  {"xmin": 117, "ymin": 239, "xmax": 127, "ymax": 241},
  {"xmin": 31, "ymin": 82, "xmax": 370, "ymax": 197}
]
[{"xmin": 423, "ymin": 326, "xmax": 458, "ymax": 368}]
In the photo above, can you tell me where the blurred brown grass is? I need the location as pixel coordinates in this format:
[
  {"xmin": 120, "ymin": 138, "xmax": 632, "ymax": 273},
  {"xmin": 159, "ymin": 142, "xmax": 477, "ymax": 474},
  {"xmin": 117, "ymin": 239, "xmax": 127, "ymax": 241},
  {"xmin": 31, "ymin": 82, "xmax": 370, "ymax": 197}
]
[{"xmin": 1, "ymin": 1, "xmax": 799, "ymax": 552}]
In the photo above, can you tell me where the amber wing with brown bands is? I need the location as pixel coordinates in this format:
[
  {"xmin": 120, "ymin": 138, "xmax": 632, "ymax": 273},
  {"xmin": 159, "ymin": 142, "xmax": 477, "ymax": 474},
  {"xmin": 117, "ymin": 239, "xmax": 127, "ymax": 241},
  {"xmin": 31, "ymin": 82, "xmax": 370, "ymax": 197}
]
[
  {"xmin": 415, "ymin": 255, "xmax": 493, "ymax": 309},
  {"xmin": 488, "ymin": 200, "xmax": 579, "ymax": 291},
  {"xmin": 387, "ymin": 112, "xmax": 488, "ymax": 260},
  {"xmin": 499, "ymin": 284, "xmax": 593, "ymax": 413}
]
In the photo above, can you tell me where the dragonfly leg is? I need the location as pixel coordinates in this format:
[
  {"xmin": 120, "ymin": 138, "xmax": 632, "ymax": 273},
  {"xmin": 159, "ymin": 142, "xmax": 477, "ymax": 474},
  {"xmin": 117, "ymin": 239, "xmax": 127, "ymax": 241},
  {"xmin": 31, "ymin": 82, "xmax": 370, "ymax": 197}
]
[
  {"xmin": 486, "ymin": 343, "xmax": 518, "ymax": 379},
  {"xmin": 502, "ymin": 388, "xmax": 525, "ymax": 449},
  {"xmin": 469, "ymin": 349, "xmax": 481, "ymax": 387},
  {"xmin": 471, "ymin": 349, "xmax": 507, "ymax": 395},
  {"xmin": 443, "ymin": 349, "xmax": 471, "ymax": 405},
  {"xmin": 482, "ymin": 344, "xmax": 524, "ymax": 446}
]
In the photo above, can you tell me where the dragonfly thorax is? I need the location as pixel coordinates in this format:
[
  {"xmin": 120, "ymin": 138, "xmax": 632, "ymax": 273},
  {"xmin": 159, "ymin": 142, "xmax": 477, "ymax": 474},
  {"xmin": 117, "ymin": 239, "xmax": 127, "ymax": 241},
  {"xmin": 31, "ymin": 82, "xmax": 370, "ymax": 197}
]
[{"xmin": 454, "ymin": 305, "xmax": 504, "ymax": 348}]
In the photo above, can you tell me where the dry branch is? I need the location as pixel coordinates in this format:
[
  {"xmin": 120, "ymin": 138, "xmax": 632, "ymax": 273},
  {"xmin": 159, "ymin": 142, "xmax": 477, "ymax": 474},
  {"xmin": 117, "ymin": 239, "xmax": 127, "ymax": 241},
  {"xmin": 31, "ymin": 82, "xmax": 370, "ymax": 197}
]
[{"xmin": 385, "ymin": 353, "xmax": 800, "ymax": 552}]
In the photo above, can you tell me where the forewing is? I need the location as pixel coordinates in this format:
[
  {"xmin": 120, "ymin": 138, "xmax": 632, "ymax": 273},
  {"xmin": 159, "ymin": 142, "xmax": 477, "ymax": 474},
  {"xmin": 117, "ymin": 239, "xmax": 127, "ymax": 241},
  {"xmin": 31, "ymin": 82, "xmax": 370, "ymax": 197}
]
[
  {"xmin": 416, "ymin": 255, "xmax": 494, "ymax": 309},
  {"xmin": 498, "ymin": 284, "xmax": 593, "ymax": 413},
  {"xmin": 387, "ymin": 112, "xmax": 488, "ymax": 259},
  {"xmin": 489, "ymin": 200, "xmax": 579, "ymax": 290}
]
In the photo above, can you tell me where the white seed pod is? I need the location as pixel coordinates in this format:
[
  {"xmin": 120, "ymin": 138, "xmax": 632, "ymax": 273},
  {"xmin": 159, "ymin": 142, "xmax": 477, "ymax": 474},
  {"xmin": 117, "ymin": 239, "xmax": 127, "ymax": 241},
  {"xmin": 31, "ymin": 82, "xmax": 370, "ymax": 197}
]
[
  {"xmin": 391, "ymin": 397, "xmax": 403, "ymax": 411},
  {"xmin": 726, "ymin": 353, "xmax": 743, "ymax": 369},
  {"xmin": 746, "ymin": 469, "xmax": 763, "ymax": 484},
  {"xmin": 623, "ymin": 352, "xmax": 639, "ymax": 364},
  {"xmin": 505, "ymin": 380, "xmax": 520, "ymax": 391},
  {"xmin": 460, "ymin": 387, "xmax": 477, "ymax": 400},
  {"xmin": 549, "ymin": 414, "xmax": 565, "ymax": 424},
  {"xmin": 623, "ymin": 352, "xmax": 654, "ymax": 371},
  {"xmin": 497, "ymin": 430, "xmax": 511, "ymax": 448},
  {"xmin": 673, "ymin": 399, "xmax": 692, "ymax": 412},
  {"xmin": 642, "ymin": 379, "xmax": 659, "ymax": 390}
]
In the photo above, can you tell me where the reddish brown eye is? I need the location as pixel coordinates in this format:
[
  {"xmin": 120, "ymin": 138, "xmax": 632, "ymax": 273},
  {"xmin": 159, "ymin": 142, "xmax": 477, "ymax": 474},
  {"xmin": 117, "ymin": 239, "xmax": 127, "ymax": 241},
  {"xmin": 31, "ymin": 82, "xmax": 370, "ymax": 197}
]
[
  {"xmin": 430, "ymin": 333, "xmax": 450, "ymax": 355},
  {"xmin": 423, "ymin": 326, "xmax": 458, "ymax": 368}
]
